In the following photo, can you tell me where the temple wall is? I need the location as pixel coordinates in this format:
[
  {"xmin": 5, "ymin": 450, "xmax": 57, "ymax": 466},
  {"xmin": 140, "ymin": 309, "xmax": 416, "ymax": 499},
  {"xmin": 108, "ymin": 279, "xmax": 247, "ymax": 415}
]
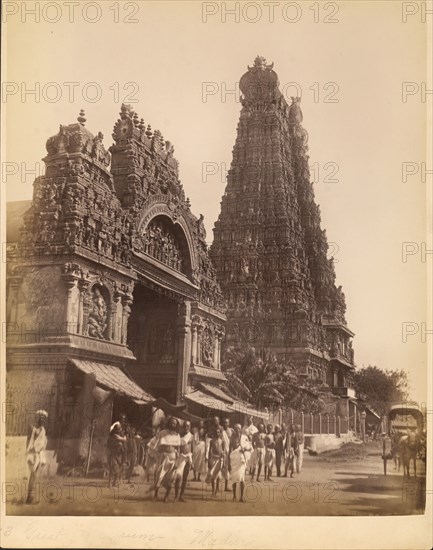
[{"xmin": 13, "ymin": 265, "xmax": 66, "ymax": 338}]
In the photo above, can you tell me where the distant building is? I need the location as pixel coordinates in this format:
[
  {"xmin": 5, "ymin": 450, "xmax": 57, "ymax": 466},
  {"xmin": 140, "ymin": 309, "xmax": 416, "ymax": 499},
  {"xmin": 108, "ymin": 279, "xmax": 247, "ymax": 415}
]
[{"xmin": 210, "ymin": 57, "xmax": 356, "ymax": 415}]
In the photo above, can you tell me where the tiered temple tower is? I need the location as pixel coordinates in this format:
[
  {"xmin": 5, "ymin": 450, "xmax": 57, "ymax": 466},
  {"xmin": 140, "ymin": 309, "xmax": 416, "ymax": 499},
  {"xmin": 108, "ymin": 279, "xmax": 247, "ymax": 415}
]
[{"xmin": 210, "ymin": 56, "xmax": 356, "ymax": 393}]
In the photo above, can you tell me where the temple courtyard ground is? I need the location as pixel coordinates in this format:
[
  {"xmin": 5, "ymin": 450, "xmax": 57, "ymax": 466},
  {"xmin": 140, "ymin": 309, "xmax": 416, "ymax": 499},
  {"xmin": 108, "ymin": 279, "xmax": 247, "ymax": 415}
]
[{"xmin": 4, "ymin": 441, "xmax": 426, "ymax": 517}]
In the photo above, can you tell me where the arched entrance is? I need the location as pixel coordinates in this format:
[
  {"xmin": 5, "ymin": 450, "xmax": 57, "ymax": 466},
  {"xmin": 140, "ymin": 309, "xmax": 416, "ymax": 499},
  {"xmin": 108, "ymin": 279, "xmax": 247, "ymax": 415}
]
[
  {"xmin": 139, "ymin": 214, "xmax": 193, "ymax": 279},
  {"xmin": 127, "ymin": 283, "xmax": 181, "ymax": 403}
]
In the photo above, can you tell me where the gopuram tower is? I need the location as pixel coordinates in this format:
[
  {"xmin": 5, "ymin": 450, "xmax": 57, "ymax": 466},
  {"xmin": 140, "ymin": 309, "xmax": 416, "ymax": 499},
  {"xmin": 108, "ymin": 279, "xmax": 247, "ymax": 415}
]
[{"xmin": 210, "ymin": 56, "xmax": 356, "ymax": 391}]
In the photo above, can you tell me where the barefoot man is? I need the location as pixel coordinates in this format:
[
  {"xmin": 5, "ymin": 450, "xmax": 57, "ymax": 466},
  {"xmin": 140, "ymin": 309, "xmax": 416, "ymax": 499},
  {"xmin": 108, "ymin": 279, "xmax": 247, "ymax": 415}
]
[
  {"xmin": 207, "ymin": 426, "xmax": 226, "ymax": 496},
  {"xmin": 174, "ymin": 421, "xmax": 193, "ymax": 502},
  {"xmin": 251, "ymin": 423, "xmax": 266, "ymax": 482},
  {"xmin": 26, "ymin": 410, "xmax": 48, "ymax": 504},
  {"xmin": 228, "ymin": 423, "xmax": 252, "ymax": 502},
  {"xmin": 153, "ymin": 417, "xmax": 181, "ymax": 502},
  {"xmin": 264, "ymin": 424, "xmax": 276, "ymax": 481}
]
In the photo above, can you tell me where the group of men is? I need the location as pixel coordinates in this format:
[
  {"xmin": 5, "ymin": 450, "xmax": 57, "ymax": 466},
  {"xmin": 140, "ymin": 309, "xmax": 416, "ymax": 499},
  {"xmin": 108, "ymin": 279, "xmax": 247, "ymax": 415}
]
[
  {"xmin": 107, "ymin": 413, "xmax": 305, "ymax": 503},
  {"xmin": 107, "ymin": 413, "xmax": 145, "ymax": 488},
  {"xmin": 243, "ymin": 416, "xmax": 305, "ymax": 481}
]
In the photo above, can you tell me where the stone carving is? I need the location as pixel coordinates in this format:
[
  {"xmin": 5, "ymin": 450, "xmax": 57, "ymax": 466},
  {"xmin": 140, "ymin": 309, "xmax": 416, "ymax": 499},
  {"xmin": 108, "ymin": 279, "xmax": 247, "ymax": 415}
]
[
  {"xmin": 87, "ymin": 286, "xmax": 108, "ymax": 339},
  {"xmin": 141, "ymin": 217, "xmax": 184, "ymax": 273},
  {"xmin": 210, "ymin": 57, "xmax": 355, "ymax": 381},
  {"xmin": 201, "ymin": 323, "xmax": 214, "ymax": 367}
]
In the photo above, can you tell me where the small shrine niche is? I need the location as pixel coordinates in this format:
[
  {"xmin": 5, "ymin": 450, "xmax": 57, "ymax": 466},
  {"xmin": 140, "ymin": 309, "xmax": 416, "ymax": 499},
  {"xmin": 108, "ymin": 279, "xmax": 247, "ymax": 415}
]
[{"xmin": 87, "ymin": 284, "xmax": 110, "ymax": 340}]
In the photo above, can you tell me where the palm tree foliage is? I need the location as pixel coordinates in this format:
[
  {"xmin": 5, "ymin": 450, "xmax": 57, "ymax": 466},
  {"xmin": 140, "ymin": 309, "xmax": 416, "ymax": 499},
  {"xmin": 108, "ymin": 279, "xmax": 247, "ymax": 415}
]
[{"xmin": 222, "ymin": 346, "xmax": 329, "ymax": 413}]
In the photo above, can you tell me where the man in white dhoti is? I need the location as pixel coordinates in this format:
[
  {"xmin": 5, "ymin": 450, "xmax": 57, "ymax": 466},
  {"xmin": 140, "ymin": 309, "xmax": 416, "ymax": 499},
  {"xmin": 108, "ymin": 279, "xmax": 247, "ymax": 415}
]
[
  {"xmin": 153, "ymin": 417, "xmax": 181, "ymax": 502},
  {"xmin": 192, "ymin": 421, "xmax": 207, "ymax": 482},
  {"xmin": 264, "ymin": 423, "xmax": 276, "ymax": 481},
  {"xmin": 242, "ymin": 416, "xmax": 258, "ymax": 474},
  {"xmin": 250, "ymin": 423, "xmax": 266, "ymax": 481},
  {"xmin": 174, "ymin": 421, "xmax": 193, "ymax": 502},
  {"xmin": 207, "ymin": 427, "xmax": 226, "ymax": 496},
  {"xmin": 228, "ymin": 423, "xmax": 252, "ymax": 502},
  {"xmin": 293, "ymin": 424, "xmax": 305, "ymax": 474},
  {"xmin": 222, "ymin": 418, "xmax": 233, "ymax": 492},
  {"xmin": 26, "ymin": 410, "xmax": 48, "ymax": 504}
]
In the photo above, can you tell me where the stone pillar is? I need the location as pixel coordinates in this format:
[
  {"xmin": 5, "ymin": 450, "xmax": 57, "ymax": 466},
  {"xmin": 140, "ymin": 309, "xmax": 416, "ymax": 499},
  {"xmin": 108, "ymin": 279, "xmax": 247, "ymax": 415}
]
[
  {"xmin": 121, "ymin": 295, "xmax": 133, "ymax": 345},
  {"xmin": 176, "ymin": 301, "xmax": 191, "ymax": 403},
  {"xmin": 77, "ymin": 280, "xmax": 89, "ymax": 335},
  {"xmin": 196, "ymin": 325, "xmax": 203, "ymax": 365},
  {"xmin": 212, "ymin": 333, "xmax": 219, "ymax": 368},
  {"xmin": 216, "ymin": 329, "xmax": 224, "ymax": 369},
  {"xmin": 62, "ymin": 274, "xmax": 79, "ymax": 334},
  {"xmin": 191, "ymin": 325, "xmax": 198, "ymax": 365},
  {"xmin": 111, "ymin": 292, "xmax": 122, "ymax": 342}
]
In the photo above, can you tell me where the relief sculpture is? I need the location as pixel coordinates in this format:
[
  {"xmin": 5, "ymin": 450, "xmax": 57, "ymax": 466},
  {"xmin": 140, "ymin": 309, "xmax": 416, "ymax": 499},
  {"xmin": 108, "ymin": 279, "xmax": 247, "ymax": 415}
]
[{"xmin": 87, "ymin": 286, "xmax": 108, "ymax": 339}]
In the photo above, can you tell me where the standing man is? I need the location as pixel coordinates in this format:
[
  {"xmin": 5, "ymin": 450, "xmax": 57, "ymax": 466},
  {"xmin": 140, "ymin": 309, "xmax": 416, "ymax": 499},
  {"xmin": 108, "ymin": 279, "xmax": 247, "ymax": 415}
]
[
  {"xmin": 126, "ymin": 425, "xmax": 138, "ymax": 483},
  {"xmin": 274, "ymin": 425, "xmax": 284, "ymax": 477},
  {"xmin": 228, "ymin": 423, "xmax": 252, "ymax": 502},
  {"xmin": 294, "ymin": 423, "xmax": 305, "ymax": 474},
  {"xmin": 284, "ymin": 426, "xmax": 296, "ymax": 478},
  {"xmin": 153, "ymin": 417, "xmax": 181, "ymax": 502},
  {"xmin": 222, "ymin": 418, "xmax": 233, "ymax": 492},
  {"xmin": 117, "ymin": 413, "xmax": 129, "ymax": 480},
  {"xmin": 207, "ymin": 427, "xmax": 226, "ymax": 496},
  {"xmin": 108, "ymin": 423, "xmax": 127, "ymax": 488},
  {"xmin": 192, "ymin": 420, "xmax": 207, "ymax": 482},
  {"xmin": 25, "ymin": 410, "xmax": 48, "ymax": 504},
  {"xmin": 242, "ymin": 416, "xmax": 258, "ymax": 474},
  {"xmin": 175, "ymin": 420, "xmax": 193, "ymax": 502},
  {"xmin": 264, "ymin": 424, "xmax": 276, "ymax": 481},
  {"xmin": 251, "ymin": 423, "xmax": 266, "ymax": 482}
]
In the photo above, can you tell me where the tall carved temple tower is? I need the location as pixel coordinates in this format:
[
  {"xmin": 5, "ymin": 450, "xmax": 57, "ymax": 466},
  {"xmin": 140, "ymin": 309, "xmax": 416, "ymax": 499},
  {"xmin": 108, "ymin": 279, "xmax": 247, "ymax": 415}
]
[{"xmin": 210, "ymin": 57, "xmax": 356, "ymax": 393}]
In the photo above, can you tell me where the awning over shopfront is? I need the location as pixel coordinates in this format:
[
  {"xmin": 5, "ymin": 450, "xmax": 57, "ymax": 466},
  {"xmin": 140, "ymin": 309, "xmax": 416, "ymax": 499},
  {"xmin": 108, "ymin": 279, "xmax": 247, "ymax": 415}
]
[
  {"xmin": 70, "ymin": 359, "xmax": 154, "ymax": 404},
  {"xmin": 228, "ymin": 401, "xmax": 270, "ymax": 420},
  {"xmin": 199, "ymin": 383, "xmax": 234, "ymax": 404},
  {"xmin": 185, "ymin": 389, "xmax": 232, "ymax": 414},
  {"xmin": 185, "ymin": 389, "xmax": 270, "ymax": 420}
]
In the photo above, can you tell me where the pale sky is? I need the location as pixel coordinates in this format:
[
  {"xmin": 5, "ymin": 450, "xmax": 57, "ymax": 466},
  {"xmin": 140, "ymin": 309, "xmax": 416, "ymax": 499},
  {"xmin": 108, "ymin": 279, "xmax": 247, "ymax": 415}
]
[{"xmin": 2, "ymin": 1, "xmax": 430, "ymax": 403}]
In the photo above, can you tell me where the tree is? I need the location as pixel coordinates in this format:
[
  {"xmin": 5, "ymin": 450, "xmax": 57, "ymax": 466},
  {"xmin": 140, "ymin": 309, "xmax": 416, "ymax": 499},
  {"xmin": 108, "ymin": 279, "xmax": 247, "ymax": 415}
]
[
  {"xmin": 221, "ymin": 346, "xmax": 328, "ymax": 413},
  {"xmin": 354, "ymin": 365, "xmax": 410, "ymax": 417}
]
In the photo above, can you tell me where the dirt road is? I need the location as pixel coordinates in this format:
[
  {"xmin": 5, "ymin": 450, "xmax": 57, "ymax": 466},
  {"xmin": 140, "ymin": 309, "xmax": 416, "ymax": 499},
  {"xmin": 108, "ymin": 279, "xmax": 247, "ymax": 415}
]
[{"xmin": 5, "ymin": 446, "xmax": 425, "ymax": 516}]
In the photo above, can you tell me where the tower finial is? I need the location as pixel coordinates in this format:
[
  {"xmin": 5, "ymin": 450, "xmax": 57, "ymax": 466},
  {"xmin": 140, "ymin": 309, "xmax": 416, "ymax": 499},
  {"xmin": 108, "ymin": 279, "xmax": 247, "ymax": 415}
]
[
  {"xmin": 247, "ymin": 56, "xmax": 274, "ymax": 71},
  {"xmin": 77, "ymin": 109, "xmax": 86, "ymax": 126}
]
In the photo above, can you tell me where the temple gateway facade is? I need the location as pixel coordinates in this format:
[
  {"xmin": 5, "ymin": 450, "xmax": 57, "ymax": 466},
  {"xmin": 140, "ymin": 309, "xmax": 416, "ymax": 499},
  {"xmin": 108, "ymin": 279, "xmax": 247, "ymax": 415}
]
[
  {"xmin": 6, "ymin": 105, "xmax": 231, "ymax": 465},
  {"xmin": 6, "ymin": 58, "xmax": 357, "ymax": 466}
]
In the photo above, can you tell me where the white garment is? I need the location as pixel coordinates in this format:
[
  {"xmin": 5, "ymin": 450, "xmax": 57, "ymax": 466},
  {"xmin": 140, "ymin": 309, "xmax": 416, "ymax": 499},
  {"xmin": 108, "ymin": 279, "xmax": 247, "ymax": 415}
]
[
  {"xmin": 230, "ymin": 434, "xmax": 252, "ymax": 483},
  {"xmin": 26, "ymin": 426, "xmax": 47, "ymax": 473}
]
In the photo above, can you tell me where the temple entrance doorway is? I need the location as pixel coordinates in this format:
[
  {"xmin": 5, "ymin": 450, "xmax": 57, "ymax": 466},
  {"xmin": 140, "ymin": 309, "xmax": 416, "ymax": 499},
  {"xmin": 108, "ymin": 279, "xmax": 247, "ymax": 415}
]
[{"xmin": 127, "ymin": 283, "xmax": 180, "ymax": 403}]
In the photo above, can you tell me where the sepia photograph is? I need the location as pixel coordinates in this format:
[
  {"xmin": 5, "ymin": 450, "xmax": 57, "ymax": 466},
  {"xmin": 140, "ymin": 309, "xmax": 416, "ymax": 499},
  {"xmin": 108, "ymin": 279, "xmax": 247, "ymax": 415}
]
[{"xmin": 0, "ymin": 0, "xmax": 431, "ymax": 548}]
